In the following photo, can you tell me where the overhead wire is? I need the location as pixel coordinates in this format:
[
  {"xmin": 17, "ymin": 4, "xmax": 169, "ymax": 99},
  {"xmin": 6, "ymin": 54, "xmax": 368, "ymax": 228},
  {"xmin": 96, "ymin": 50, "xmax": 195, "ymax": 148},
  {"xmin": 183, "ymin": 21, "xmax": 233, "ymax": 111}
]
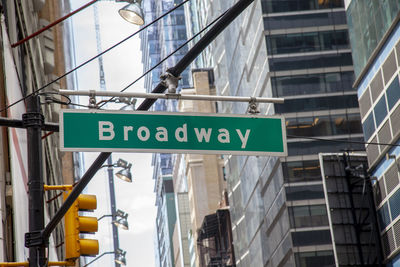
[
  {"xmin": 0, "ymin": 0, "xmax": 190, "ymax": 114},
  {"xmin": 98, "ymin": 9, "xmax": 229, "ymax": 108}
]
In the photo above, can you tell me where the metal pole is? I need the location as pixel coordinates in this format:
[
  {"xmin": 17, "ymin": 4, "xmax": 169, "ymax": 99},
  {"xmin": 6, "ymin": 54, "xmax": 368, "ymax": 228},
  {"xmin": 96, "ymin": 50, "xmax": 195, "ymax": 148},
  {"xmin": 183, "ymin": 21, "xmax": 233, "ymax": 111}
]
[
  {"xmin": 58, "ymin": 89, "xmax": 285, "ymax": 104},
  {"xmin": 106, "ymin": 156, "xmax": 120, "ymax": 267},
  {"xmin": 39, "ymin": 0, "xmax": 255, "ymax": 249},
  {"xmin": 24, "ymin": 95, "xmax": 46, "ymax": 267}
]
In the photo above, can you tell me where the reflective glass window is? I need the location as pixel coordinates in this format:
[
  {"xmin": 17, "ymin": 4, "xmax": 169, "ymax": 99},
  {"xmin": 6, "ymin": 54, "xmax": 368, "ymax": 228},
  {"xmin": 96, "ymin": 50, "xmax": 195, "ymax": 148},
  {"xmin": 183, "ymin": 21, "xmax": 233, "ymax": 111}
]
[
  {"xmin": 292, "ymin": 230, "xmax": 332, "ymax": 246},
  {"xmin": 266, "ymin": 31, "xmax": 349, "ymax": 55},
  {"xmin": 374, "ymin": 95, "xmax": 388, "ymax": 127},
  {"xmin": 387, "ymin": 77, "xmax": 400, "ymax": 110},
  {"xmin": 378, "ymin": 203, "xmax": 391, "ymax": 231},
  {"xmin": 275, "ymin": 95, "xmax": 359, "ymax": 113},
  {"xmin": 272, "ymin": 71, "xmax": 354, "ymax": 97},
  {"xmin": 389, "ymin": 188, "xmax": 400, "ymax": 221},
  {"xmin": 283, "ymin": 160, "xmax": 321, "ymax": 183},
  {"xmin": 286, "ymin": 184, "xmax": 324, "ymax": 201},
  {"xmin": 288, "ymin": 137, "xmax": 365, "ymax": 156},
  {"xmin": 262, "ymin": 0, "xmax": 344, "ymax": 13},
  {"xmin": 289, "ymin": 205, "xmax": 328, "ymax": 228},
  {"xmin": 269, "ymin": 53, "xmax": 353, "ymax": 72},
  {"xmin": 362, "ymin": 112, "xmax": 375, "ymax": 140},
  {"xmin": 295, "ymin": 250, "xmax": 335, "ymax": 267}
]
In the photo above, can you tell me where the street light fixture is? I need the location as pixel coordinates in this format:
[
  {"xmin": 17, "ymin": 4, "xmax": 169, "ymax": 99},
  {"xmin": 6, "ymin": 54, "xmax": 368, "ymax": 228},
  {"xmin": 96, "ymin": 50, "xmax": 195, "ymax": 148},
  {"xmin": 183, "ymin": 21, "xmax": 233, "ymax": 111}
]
[
  {"xmin": 117, "ymin": 0, "xmax": 145, "ymax": 25},
  {"xmin": 114, "ymin": 249, "xmax": 127, "ymax": 265},
  {"xmin": 113, "ymin": 210, "xmax": 129, "ymax": 230},
  {"xmin": 103, "ymin": 158, "xmax": 133, "ymax": 183}
]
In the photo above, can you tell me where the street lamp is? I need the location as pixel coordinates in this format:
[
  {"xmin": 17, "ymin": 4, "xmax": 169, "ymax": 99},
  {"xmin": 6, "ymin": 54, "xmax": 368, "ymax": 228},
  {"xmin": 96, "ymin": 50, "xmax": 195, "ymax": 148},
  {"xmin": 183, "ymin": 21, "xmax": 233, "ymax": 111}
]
[
  {"xmin": 98, "ymin": 209, "xmax": 130, "ymax": 230},
  {"xmin": 103, "ymin": 158, "xmax": 133, "ymax": 182},
  {"xmin": 117, "ymin": 0, "xmax": 145, "ymax": 25},
  {"xmin": 114, "ymin": 249, "xmax": 127, "ymax": 265},
  {"xmin": 113, "ymin": 210, "xmax": 129, "ymax": 230},
  {"xmin": 102, "ymin": 157, "xmax": 133, "ymax": 267}
]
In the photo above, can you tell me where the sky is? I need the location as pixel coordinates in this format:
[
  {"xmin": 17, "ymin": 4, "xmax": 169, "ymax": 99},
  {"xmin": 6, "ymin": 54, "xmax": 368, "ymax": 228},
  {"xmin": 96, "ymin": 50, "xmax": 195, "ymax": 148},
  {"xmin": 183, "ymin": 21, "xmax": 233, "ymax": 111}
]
[{"xmin": 70, "ymin": 1, "xmax": 156, "ymax": 266}]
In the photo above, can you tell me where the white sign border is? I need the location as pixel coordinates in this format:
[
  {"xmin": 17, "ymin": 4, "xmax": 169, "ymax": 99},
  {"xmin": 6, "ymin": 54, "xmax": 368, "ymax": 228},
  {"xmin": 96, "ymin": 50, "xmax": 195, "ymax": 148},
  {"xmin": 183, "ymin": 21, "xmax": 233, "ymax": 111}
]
[{"xmin": 60, "ymin": 109, "xmax": 288, "ymax": 157}]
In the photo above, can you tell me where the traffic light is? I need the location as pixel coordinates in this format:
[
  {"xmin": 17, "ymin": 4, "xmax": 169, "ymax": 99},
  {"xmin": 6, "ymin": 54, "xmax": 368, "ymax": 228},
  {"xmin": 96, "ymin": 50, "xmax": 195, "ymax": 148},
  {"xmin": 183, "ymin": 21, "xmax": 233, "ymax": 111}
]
[{"xmin": 63, "ymin": 190, "xmax": 99, "ymax": 260}]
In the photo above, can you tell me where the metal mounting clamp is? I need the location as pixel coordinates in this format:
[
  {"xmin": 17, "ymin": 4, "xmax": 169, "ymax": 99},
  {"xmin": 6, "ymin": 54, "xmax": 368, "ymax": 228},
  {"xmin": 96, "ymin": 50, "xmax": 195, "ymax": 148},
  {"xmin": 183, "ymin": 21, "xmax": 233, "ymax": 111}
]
[
  {"xmin": 247, "ymin": 97, "xmax": 259, "ymax": 114},
  {"xmin": 89, "ymin": 90, "xmax": 97, "ymax": 109},
  {"xmin": 160, "ymin": 72, "xmax": 181, "ymax": 94}
]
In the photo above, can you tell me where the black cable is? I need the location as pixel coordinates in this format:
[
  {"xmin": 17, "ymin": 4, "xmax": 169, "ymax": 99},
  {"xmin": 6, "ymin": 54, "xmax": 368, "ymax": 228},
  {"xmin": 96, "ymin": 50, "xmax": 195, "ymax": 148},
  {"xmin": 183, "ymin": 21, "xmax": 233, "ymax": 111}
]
[
  {"xmin": 287, "ymin": 134, "xmax": 400, "ymax": 147},
  {"xmin": 0, "ymin": 0, "xmax": 190, "ymax": 114},
  {"xmin": 98, "ymin": 9, "xmax": 228, "ymax": 108}
]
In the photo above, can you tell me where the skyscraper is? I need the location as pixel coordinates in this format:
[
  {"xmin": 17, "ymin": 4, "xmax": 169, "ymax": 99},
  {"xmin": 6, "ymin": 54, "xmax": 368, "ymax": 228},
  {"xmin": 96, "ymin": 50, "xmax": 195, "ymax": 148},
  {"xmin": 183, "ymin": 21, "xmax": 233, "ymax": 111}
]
[
  {"xmin": 188, "ymin": 0, "xmax": 364, "ymax": 266},
  {"xmin": 140, "ymin": 1, "xmax": 190, "ymax": 266},
  {"xmin": 346, "ymin": 0, "xmax": 400, "ymax": 265}
]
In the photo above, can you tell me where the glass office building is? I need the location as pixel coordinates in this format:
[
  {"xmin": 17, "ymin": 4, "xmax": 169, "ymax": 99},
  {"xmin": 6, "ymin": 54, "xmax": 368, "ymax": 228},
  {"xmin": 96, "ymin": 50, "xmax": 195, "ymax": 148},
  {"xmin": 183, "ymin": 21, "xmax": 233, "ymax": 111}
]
[
  {"xmin": 346, "ymin": 0, "xmax": 400, "ymax": 265},
  {"xmin": 140, "ymin": 1, "xmax": 191, "ymax": 266},
  {"xmin": 189, "ymin": 0, "xmax": 364, "ymax": 266}
]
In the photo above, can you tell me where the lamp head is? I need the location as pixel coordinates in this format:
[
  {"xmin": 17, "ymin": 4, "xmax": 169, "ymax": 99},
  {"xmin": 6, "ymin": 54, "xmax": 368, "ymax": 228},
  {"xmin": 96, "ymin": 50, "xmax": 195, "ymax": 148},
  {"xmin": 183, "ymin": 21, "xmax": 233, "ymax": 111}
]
[
  {"xmin": 115, "ymin": 249, "xmax": 127, "ymax": 265},
  {"xmin": 113, "ymin": 210, "xmax": 129, "ymax": 230},
  {"xmin": 116, "ymin": 163, "xmax": 132, "ymax": 182},
  {"xmin": 119, "ymin": 0, "xmax": 144, "ymax": 25}
]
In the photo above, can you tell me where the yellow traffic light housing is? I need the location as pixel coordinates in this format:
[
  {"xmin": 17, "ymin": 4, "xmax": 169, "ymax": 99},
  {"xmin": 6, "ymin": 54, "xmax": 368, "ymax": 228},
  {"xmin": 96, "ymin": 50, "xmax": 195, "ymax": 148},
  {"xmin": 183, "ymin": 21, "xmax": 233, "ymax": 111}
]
[{"xmin": 63, "ymin": 190, "xmax": 99, "ymax": 260}]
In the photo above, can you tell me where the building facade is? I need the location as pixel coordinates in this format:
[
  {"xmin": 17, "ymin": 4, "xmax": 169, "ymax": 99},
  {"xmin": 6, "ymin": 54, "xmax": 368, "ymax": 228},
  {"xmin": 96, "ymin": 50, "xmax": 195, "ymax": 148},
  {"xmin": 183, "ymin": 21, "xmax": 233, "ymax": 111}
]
[
  {"xmin": 140, "ymin": 0, "xmax": 191, "ymax": 265},
  {"xmin": 0, "ymin": 0, "xmax": 74, "ymax": 263},
  {"xmin": 189, "ymin": 0, "xmax": 364, "ymax": 266},
  {"xmin": 346, "ymin": 0, "xmax": 400, "ymax": 265}
]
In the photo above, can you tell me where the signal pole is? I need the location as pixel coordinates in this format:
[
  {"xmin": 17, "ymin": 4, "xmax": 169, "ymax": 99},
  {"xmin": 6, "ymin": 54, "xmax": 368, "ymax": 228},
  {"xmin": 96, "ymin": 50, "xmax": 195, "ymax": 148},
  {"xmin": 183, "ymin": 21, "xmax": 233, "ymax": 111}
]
[{"xmin": 24, "ymin": 95, "xmax": 46, "ymax": 266}]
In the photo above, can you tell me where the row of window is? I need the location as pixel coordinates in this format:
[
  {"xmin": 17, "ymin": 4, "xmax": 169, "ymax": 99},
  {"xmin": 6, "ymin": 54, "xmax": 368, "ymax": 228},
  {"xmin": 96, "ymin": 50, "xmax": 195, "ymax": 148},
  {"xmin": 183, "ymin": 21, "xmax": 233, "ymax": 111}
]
[
  {"xmin": 292, "ymin": 229, "xmax": 332, "ymax": 246},
  {"xmin": 272, "ymin": 71, "xmax": 355, "ymax": 97},
  {"xmin": 269, "ymin": 52, "xmax": 353, "ymax": 72},
  {"xmin": 274, "ymin": 94, "xmax": 359, "ymax": 114},
  {"xmin": 264, "ymin": 11, "xmax": 347, "ymax": 31},
  {"xmin": 266, "ymin": 30, "xmax": 349, "ymax": 55},
  {"xmin": 286, "ymin": 184, "xmax": 325, "ymax": 201},
  {"xmin": 286, "ymin": 113, "xmax": 362, "ymax": 139},
  {"xmin": 261, "ymin": 0, "xmax": 344, "ymax": 14},
  {"xmin": 287, "ymin": 137, "xmax": 365, "ymax": 157},
  {"xmin": 362, "ymin": 76, "xmax": 400, "ymax": 140}
]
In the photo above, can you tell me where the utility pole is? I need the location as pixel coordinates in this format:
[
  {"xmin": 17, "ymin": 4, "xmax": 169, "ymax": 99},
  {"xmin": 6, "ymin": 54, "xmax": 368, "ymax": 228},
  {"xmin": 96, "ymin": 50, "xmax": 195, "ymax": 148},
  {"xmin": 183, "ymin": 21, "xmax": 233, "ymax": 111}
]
[{"xmin": 24, "ymin": 95, "xmax": 46, "ymax": 266}]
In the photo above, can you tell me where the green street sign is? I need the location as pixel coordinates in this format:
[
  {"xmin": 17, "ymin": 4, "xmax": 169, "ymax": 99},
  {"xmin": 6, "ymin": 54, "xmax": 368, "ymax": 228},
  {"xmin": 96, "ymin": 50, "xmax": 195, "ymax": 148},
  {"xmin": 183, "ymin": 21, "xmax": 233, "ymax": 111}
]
[{"xmin": 60, "ymin": 110, "xmax": 287, "ymax": 156}]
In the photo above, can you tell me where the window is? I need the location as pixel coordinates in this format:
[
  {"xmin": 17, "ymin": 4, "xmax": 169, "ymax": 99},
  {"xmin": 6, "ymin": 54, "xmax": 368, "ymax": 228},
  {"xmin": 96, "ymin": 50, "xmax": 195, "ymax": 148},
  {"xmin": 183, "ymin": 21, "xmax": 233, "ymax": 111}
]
[
  {"xmin": 283, "ymin": 160, "xmax": 321, "ymax": 183},
  {"xmin": 275, "ymin": 95, "xmax": 359, "ymax": 113},
  {"xmin": 389, "ymin": 188, "xmax": 400, "ymax": 221},
  {"xmin": 262, "ymin": 0, "xmax": 343, "ymax": 13},
  {"xmin": 386, "ymin": 76, "xmax": 400, "ymax": 110},
  {"xmin": 269, "ymin": 53, "xmax": 353, "ymax": 72},
  {"xmin": 272, "ymin": 71, "xmax": 354, "ymax": 97},
  {"xmin": 286, "ymin": 184, "xmax": 325, "ymax": 201},
  {"xmin": 362, "ymin": 112, "xmax": 375, "ymax": 141},
  {"xmin": 289, "ymin": 205, "xmax": 328, "ymax": 228},
  {"xmin": 378, "ymin": 203, "xmax": 391, "ymax": 231},
  {"xmin": 295, "ymin": 250, "xmax": 335, "ymax": 267},
  {"xmin": 292, "ymin": 230, "xmax": 332, "ymax": 246},
  {"xmin": 266, "ymin": 30, "xmax": 349, "ymax": 55},
  {"xmin": 264, "ymin": 12, "xmax": 346, "ymax": 30},
  {"xmin": 374, "ymin": 95, "xmax": 388, "ymax": 127}
]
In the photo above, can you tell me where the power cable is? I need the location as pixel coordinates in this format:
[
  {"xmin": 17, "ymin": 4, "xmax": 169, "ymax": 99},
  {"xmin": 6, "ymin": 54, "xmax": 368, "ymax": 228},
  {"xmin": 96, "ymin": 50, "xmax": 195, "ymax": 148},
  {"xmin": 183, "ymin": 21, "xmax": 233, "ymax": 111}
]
[
  {"xmin": 0, "ymin": 0, "xmax": 190, "ymax": 114},
  {"xmin": 98, "ymin": 9, "xmax": 228, "ymax": 108},
  {"xmin": 287, "ymin": 134, "xmax": 400, "ymax": 147}
]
